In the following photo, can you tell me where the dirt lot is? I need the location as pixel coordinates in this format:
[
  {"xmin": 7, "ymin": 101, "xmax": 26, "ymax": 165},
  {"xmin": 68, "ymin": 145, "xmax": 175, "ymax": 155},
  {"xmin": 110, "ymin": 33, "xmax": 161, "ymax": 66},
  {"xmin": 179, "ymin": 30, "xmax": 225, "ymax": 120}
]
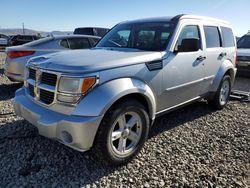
[{"xmin": 0, "ymin": 52, "xmax": 249, "ymax": 187}]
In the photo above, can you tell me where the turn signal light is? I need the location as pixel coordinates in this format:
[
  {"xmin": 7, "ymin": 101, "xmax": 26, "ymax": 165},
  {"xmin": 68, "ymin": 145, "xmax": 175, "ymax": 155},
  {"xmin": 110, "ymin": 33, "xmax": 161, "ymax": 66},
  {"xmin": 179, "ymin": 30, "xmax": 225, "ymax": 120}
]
[{"xmin": 81, "ymin": 77, "xmax": 96, "ymax": 94}]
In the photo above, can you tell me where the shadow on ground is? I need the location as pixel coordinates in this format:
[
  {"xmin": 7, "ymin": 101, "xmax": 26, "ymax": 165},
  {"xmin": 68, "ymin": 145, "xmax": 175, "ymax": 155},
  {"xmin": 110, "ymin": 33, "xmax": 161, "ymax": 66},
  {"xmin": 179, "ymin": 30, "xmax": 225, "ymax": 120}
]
[
  {"xmin": 0, "ymin": 82, "xmax": 23, "ymax": 101},
  {"xmin": 0, "ymin": 101, "xmax": 217, "ymax": 187},
  {"xmin": 149, "ymin": 101, "xmax": 215, "ymax": 139}
]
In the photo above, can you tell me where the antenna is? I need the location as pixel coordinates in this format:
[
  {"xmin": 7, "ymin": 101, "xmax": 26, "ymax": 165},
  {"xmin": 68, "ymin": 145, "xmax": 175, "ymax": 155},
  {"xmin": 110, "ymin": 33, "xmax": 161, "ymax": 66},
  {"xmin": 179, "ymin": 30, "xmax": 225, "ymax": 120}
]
[{"xmin": 22, "ymin": 23, "xmax": 25, "ymax": 35}]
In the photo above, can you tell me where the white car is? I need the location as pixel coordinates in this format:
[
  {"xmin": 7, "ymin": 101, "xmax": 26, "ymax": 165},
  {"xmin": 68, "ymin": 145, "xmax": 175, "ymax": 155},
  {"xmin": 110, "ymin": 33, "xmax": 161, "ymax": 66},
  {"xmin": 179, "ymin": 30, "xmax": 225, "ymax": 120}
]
[{"xmin": 4, "ymin": 34, "xmax": 100, "ymax": 81}]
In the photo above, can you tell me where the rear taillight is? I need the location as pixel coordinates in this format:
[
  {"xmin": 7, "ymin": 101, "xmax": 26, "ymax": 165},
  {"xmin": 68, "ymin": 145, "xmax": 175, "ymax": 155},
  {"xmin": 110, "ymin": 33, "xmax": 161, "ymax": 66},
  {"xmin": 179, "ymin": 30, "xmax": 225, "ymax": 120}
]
[
  {"xmin": 235, "ymin": 51, "xmax": 237, "ymax": 65},
  {"xmin": 7, "ymin": 51, "xmax": 35, "ymax": 58}
]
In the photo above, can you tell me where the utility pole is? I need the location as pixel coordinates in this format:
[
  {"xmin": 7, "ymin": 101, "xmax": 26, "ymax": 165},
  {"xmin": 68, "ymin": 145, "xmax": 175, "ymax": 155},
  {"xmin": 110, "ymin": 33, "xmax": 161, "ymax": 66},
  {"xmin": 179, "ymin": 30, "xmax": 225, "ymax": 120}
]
[{"xmin": 22, "ymin": 22, "xmax": 25, "ymax": 35}]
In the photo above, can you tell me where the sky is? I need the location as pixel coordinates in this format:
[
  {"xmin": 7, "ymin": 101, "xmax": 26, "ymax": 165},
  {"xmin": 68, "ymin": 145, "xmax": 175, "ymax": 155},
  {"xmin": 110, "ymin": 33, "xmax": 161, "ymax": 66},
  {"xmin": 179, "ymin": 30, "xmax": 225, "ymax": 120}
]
[{"xmin": 0, "ymin": 0, "xmax": 249, "ymax": 36}]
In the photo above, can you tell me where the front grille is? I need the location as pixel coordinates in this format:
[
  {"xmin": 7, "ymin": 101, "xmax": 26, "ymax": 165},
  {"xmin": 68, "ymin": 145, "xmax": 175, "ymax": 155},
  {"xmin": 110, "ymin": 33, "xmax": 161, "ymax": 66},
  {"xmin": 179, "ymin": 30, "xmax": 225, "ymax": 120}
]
[
  {"xmin": 41, "ymin": 72, "xmax": 57, "ymax": 86},
  {"xmin": 28, "ymin": 84, "xmax": 35, "ymax": 97},
  {"xmin": 29, "ymin": 68, "xmax": 36, "ymax": 80},
  {"xmin": 40, "ymin": 89, "xmax": 54, "ymax": 105},
  {"xmin": 27, "ymin": 67, "xmax": 57, "ymax": 105}
]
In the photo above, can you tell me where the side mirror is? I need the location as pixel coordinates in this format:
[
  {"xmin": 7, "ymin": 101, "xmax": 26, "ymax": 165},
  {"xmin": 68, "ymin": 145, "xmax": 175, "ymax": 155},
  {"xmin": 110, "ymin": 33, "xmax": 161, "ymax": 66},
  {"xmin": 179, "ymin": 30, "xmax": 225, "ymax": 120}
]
[{"xmin": 175, "ymin": 38, "xmax": 200, "ymax": 53}]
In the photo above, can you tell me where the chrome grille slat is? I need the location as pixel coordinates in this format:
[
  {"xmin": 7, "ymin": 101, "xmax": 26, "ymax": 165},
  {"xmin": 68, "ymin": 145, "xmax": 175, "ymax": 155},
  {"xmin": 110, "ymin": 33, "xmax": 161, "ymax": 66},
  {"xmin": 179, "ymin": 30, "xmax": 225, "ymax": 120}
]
[{"xmin": 28, "ymin": 68, "xmax": 57, "ymax": 105}]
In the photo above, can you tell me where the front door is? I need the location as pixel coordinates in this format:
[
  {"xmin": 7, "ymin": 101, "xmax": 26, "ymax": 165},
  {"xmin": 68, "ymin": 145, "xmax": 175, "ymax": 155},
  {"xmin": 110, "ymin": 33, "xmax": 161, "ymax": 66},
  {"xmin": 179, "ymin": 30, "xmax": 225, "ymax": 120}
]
[{"xmin": 157, "ymin": 24, "xmax": 206, "ymax": 112}]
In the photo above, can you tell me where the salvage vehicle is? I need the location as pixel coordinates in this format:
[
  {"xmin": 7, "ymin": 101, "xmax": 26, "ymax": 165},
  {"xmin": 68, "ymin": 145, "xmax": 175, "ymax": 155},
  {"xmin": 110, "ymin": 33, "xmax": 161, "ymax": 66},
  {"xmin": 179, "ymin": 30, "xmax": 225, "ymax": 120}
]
[
  {"xmin": 4, "ymin": 35, "xmax": 100, "ymax": 81},
  {"xmin": 14, "ymin": 15, "xmax": 237, "ymax": 165},
  {"xmin": 74, "ymin": 27, "xmax": 109, "ymax": 37},
  {"xmin": 237, "ymin": 33, "xmax": 250, "ymax": 77},
  {"xmin": 8, "ymin": 35, "xmax": 41, "ymax": 46}
]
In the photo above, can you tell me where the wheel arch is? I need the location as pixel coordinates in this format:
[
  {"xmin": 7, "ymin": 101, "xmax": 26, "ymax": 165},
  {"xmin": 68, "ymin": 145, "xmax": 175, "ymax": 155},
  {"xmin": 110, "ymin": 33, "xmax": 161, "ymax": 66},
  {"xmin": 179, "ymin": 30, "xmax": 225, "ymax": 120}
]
[
  {"xmin": 210, "ymin": 60, "xmax": 237, "ymax": 92},
  {"xmin": 73, "ymin": 78, "xmax": 157, "ymax": 121}
]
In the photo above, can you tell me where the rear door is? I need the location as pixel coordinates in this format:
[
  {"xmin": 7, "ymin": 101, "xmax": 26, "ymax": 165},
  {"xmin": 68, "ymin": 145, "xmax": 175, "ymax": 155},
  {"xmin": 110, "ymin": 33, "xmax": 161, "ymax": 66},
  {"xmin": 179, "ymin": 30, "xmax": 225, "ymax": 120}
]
[{"xmin": 201, "ymin": 25, "xmax": 235, "ymax": 93}]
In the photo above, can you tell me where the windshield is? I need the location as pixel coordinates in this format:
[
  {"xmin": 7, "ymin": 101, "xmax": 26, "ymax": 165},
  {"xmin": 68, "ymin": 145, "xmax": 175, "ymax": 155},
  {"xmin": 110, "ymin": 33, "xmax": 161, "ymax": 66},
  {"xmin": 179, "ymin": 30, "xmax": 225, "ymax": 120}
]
[
  {"xmin": 237, "ymin": 35, "xmax": 250, "ymax": 48},
  {"xmin": 96, "ymin": 22, "xmax": 175, "ymax": 51}
]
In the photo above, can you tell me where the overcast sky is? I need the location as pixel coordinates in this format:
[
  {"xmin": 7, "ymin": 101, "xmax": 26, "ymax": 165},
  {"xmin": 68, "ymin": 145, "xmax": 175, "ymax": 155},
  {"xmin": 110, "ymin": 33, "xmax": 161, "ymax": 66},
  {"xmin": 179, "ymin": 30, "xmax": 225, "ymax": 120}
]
[{"xmin": 0, "ymin": 0, "xmax": 249, "ymax": 36}]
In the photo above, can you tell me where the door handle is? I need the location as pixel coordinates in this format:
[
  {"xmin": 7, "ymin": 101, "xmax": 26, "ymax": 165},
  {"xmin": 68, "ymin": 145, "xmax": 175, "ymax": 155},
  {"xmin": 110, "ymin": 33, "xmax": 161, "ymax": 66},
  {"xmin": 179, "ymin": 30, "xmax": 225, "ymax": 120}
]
[
  {"xmin": 219, "ymin": 52, "xmax": 227, "ymax": 57},
  {"xmin": 196, "ymin": 56, "xmax": 206, "ymax": 61}
]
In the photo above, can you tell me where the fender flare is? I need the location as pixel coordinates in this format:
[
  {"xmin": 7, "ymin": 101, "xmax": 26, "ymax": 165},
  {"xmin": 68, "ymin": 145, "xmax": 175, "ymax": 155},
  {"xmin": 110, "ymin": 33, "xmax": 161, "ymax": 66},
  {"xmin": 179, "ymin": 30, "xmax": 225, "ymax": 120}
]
[
  {"xmin": 73, "ymin": 78, "xmax": 157, "ymax": 120},
  {"xmin": 210, "ymin": 60, "xmax": 237, "ymax": 92}
]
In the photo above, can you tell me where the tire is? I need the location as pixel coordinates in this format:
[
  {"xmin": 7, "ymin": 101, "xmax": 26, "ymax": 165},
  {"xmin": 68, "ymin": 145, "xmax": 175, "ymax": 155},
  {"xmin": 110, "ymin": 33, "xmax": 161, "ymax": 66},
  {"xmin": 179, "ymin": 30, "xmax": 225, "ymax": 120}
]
[
  {"xmin": 209, "ymin": 75, "xmax": 231, "ymax": 110},
  {"xmin": 93, "ymin": 99, "xmax": 150, "ymax": 165}
]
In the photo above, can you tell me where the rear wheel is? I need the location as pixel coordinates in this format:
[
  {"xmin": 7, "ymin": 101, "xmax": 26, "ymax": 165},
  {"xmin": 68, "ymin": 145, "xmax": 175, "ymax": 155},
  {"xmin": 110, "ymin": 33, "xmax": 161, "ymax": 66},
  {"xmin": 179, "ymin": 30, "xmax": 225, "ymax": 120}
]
[
  {"xmin": 209, "ymin": 75, "xmax": 231, "ymax": 109},
  {"xmin": 93, "ymin": 99, "xmax": 150, "ymax": 165}
]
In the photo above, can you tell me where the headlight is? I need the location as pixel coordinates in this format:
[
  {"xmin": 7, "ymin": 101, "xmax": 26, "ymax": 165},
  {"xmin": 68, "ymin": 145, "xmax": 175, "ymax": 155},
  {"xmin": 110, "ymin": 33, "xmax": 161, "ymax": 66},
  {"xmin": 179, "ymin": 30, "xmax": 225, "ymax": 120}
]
[
  {"xmin": 58, "ymin": 77, "xmax": 81, "ymax": 93},
  {"xmin": 57, "ymin": 76, "xmax": 97, "ymax": 103}
]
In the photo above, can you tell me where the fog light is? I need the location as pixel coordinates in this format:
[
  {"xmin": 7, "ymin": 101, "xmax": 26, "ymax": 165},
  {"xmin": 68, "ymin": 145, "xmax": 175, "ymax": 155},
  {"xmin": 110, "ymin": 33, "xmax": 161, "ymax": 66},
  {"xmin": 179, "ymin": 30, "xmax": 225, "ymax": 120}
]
[
  {"xmin": 57, "ymin": 94, "xmax": 80, "ymax": 103},
  {"xmin": 61, "ymin": 131, "xmax": 73, "ymax": 144}
]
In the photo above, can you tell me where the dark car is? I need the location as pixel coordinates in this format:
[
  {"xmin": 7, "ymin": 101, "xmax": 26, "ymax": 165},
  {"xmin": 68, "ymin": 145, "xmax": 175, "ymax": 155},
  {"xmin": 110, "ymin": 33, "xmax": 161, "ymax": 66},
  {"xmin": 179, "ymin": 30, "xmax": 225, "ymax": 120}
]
[
  {"xmin": 73, "ymin": 27, "xmax": 109, "ymax": 37},
  {"xmin": 237, "ymin": 33, "xmax": 250, "ymax": 77},
  {"xmin": 9, "ymin": 35, "xmax": 41, "ymax": 46}
]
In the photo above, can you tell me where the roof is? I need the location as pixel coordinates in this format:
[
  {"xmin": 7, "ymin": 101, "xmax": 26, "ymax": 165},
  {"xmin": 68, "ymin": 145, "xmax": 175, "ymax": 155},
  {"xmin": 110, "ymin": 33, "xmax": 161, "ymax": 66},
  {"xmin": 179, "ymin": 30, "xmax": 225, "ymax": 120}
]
[
  {"xmin": 52, "ymin": 34, "xmax": 101, "ymax": 40},
  {"xmin": 120, "ymin": 14, "xmax": 230, "ymax": 25},
  {"xmin": 180, "ymin": 15, "xmax": 230, "ymax": 25}
]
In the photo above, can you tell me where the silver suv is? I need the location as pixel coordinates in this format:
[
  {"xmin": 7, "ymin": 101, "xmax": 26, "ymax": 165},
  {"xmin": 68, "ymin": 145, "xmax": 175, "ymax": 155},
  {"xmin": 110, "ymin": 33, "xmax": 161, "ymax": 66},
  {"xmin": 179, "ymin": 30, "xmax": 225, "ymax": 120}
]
[{"xmin": 14, "ymin": 15, "xmax": 237, "ymax": 165}]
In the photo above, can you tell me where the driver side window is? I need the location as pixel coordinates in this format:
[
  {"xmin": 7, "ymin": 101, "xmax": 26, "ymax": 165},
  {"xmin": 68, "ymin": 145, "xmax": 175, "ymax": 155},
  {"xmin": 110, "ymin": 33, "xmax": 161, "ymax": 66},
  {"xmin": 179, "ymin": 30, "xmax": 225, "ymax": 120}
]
[{"xmin": 176, "ymin": 25, "xmax": 201, "ymax": 51}]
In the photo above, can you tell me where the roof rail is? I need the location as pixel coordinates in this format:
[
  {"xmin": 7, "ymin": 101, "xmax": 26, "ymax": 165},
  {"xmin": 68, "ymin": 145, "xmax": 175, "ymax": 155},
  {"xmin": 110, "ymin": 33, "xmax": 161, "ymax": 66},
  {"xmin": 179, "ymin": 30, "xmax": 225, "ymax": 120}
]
[{"xmin": 171, "ymin": 14, "xmax": 186, "ymax": 23}]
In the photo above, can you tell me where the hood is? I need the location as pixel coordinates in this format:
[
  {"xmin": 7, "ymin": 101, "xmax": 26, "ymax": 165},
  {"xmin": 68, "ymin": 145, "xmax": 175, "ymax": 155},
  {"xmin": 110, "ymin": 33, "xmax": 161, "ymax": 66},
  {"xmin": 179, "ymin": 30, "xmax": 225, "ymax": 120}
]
[
  {"xmin": 28, "ymin": 48, "xmax": 163, "ymax": 73},
  {"xmin": 237, "ymin": 48, "xmax": 250, "ymax": 57}
]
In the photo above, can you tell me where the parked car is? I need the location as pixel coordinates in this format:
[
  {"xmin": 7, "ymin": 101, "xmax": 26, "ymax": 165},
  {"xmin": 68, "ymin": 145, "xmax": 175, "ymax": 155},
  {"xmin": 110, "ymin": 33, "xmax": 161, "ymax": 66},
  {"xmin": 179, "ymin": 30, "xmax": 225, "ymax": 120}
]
[
  {"xmin": 0, "ymin": 38, "xmax": 8, "ymax": 47},
  {"xmin": 8, "ymin": 35, "xmax": 41, "ymax": 46},
  {"xmin": 0, "ymin": 34, "xmax": 9, "ymax": 48},
  {"xmin": 4, "ymin": 34, "xmax": 101, "ymax": 81},
  {"xmin": 74, "ymin": 27, "xmax": 109, "ymax": 37},
  {"xmin": 237, "ymin": 33, "xmax": 250, "ymax": 77},
  {"xmin": 14, "ymin": 15, "xmax": 237, "ymax": 165}
]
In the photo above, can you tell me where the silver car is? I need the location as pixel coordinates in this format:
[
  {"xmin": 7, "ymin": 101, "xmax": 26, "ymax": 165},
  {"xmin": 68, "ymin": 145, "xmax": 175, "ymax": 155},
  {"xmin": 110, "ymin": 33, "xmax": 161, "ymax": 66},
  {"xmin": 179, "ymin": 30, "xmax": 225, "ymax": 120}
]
[
  {"xmin": 14, "ymin": 15, "xmax": 237, "ymax": 165},
  {"xmin": 4, "ymin": 35, "xmax": 100, "ymax": 81}
]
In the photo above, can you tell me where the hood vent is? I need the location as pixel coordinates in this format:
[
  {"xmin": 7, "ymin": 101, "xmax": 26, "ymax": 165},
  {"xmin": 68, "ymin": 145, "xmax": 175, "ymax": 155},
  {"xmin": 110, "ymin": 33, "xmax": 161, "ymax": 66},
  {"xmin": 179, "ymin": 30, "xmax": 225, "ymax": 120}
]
[{"xmin": 146, "ymin": 60, "xmax": 163, "ymax": 71}]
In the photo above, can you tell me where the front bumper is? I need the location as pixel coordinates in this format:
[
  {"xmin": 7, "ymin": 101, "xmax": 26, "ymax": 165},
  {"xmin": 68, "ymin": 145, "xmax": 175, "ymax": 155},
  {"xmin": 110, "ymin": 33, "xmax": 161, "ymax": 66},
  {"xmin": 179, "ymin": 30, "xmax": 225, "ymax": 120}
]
[{"xmin": 14, "ymin": 88, "xmax": 103, "ymax": 152}]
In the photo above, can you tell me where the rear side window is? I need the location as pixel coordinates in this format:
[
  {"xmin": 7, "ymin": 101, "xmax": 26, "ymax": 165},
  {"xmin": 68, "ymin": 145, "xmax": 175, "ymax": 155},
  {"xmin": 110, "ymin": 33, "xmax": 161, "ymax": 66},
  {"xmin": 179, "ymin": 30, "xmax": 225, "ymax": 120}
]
[
  {"xmin": 68, "ymin": 38, "xmax": 90, "ymax": 49},
  {"xmin": 204, "ymin": 26, "xmax": 221, "ymax": 48},
  {"xmin": 221, "ymin": 27, "xmax": 235, "ymax": 47}
]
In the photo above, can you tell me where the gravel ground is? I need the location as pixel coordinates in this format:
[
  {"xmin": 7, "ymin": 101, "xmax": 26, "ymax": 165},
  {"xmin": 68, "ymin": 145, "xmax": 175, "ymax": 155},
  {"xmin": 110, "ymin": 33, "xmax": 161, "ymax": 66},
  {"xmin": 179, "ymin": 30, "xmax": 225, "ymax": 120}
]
[{"xmin": 0, "ymin": 52, "xmax": 249, "ymax": 187}]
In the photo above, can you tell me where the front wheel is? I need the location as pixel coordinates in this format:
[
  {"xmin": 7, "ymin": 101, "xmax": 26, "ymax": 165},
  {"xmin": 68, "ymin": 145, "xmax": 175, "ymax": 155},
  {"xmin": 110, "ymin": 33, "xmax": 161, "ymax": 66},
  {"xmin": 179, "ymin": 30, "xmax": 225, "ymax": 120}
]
[
  {"xmin": 93, "ymin": 99, "xmax": 150, "ymax": 165},
  {"xmin": 209, "ymin": 75, "xmax": 231, "ymax": 110}
]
